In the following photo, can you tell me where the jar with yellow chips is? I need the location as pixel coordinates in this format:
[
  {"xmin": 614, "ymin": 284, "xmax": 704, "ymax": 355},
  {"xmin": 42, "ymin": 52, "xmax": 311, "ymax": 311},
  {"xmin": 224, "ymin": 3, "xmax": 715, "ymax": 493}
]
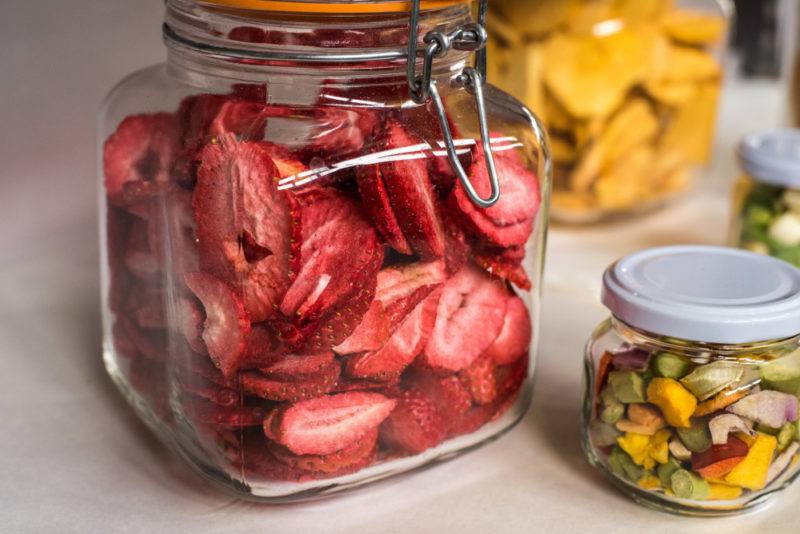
[{"xmin": 488, "ymin": 0, "xmax": 731, "ymax": 223}]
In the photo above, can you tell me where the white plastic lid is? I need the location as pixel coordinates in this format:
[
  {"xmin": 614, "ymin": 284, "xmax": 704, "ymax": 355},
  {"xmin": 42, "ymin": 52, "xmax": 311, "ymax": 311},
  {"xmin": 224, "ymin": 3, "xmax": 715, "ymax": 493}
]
[
  {"xmin": 738, "ymin": 129, "xmax": 800, "ymax": 188},
  {"xmin": 601, "ymin": 246, "xmax": 800, "ymax": 344}
]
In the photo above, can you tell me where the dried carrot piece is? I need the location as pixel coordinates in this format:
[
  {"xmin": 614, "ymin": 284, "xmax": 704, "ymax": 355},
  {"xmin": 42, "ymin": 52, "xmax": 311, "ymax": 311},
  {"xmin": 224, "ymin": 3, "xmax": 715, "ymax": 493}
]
[{"xmin": 693, "ymin": 387, "xmax": 748, "ymax": 417}]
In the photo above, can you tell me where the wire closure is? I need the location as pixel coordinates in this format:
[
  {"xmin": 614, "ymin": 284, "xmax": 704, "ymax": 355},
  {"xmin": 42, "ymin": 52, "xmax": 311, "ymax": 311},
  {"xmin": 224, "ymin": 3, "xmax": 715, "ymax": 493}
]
[{"xmin": 406, "ymin": 0, "xmax": 500, "ymax": 208}]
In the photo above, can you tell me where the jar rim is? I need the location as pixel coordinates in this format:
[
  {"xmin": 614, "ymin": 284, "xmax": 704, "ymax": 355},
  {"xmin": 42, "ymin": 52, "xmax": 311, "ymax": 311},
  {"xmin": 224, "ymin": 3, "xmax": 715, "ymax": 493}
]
[
  {"xmin": 738, "ymin": 128, "xmax": 800, "ymax": 189},
  {"xmin": 199, "ymin": 0, "xmax": 467, "ymax": 14}
]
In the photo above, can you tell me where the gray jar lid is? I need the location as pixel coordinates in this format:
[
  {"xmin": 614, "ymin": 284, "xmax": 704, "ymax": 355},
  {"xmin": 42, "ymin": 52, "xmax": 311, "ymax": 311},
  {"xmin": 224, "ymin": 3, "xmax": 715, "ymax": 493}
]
[
  {"xmin": 601, "ymin": 245, "xmax": 800, "ymax": 344},
  {"xmin": 738, "ymin": 129, "xmax": 800, "ymax": 188}
]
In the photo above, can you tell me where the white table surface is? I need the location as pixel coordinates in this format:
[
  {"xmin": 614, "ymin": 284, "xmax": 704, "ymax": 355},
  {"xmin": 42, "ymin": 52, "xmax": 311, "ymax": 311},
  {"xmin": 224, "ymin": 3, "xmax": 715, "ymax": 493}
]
[{"xmin": 2, "ymin": 1, "xmax": 798, "ymax": 532}]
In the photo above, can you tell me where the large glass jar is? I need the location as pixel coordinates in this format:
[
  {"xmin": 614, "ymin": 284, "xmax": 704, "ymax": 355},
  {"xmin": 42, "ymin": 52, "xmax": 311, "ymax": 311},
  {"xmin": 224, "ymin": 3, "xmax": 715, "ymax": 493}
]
[
  {"xmin": 488, "ymin": 0, "xmax": 729, "ymax": 223},
  {"xmin": 583, "ymin": 246, "xmax": 800, "ymax": 515},
  {"xmin": 731, "ymin": 129, "xmax": 800, "ymax": 268},
  {"xmin": 98, "ymin": 0, "xmax": 549, "ymax": 501}
]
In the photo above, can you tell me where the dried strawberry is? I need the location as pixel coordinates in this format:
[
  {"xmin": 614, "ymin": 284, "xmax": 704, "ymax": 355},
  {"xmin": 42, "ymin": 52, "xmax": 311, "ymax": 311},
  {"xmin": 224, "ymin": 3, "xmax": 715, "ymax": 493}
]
[
  {"xmin": 459, "ymin": 356, "xmax": 497, "ymax": 406},
  {"xmin": 406, "ymin": 370, "xmax": 473, "ymax": 423},
  {"xmin": 334, "ymin": 375, "xmax": 401, "ymax": 393},
  {"xmin": 240, "ymin": 364, "xmax": 340, "ymax": 402},
  {"xmin": 268, "ymin": 428, "xmax": 378, "ymax": 477},
  {"xmin": 449, "ymin": 146, "xmax": 540, "ymax": 247},
  {"xmin": 379, "ymin": 389, "xmax": 447, "ymax": 454},
  {"xmin": 345, "ymin": 288, "xmax": 440, "ymax": 380},
  {"xmin": 474, "ymin": 244, "xmax": 532, "ymax": 291},
  {"xmin": 194, "ymin": 135, "xmax": 300, "ymax": 321},
  {"xmin": 263, "ymin": 391, "xmax": 396, "ymax": 456},
  {"xmin": 184, "ymin": 271, "xmax": 251, "ymax": 378},
  {"xmin": 298, "ymin": 106, "xmax": 380, "ymax": 161},
  {"xmin": 182, "ymin": 383, "xmax": 239, "ymax": 407},
  {"xmin": 448, "ymin": 405, "xmax": 493, "ymax": 437},
  {"xmin": 123, "ymin": 221, "xmax": 160, "ymax": 281},
  {"xmin": 177, "ymin": 296, "xmax": 206, "ymax": 354},
  {"xmin": 280, "ymin": 189, "xmax": 382, "ymax": 322},
  {"xmin": 492, "ymin": 356, "xmax": 528, "ymax": 418},
  {"xmin": 419, "ymin": 263, "xmax": 508, "ymax": 373},
  {"xmin": 443, "ymin": 225, "xmax": 470, "ymax": 275},
  {"xmin": 118, "ymin": 316, "xmax": 167, "ymax": 361},
  {"xmin": 185, "ymin": 398, "xmax": 266, "ymax": 428},
  {"xmin": 242, "ymin": 325, "xmax": 283, "ymax": 366},
  {"xmin": 260, "ymin": 352, "xmax": 337, "ymax": 380},
  {"xmin": 334, "ymin": 261, "xmax": 446, "ymax": 355},
  {"xmin": 302, "ymin": 277, "xmax": 377, "ymax": 352},
  {"xmin": 147, "ymin": 189, "xmax": 199, "ymax": 279},
  {"xmin": 379, "ymin": 120, "xmax": 446, "ymax": 259},
  {"xmin": 258, "ymin": 141, "xmax": 306, "ymax": 179},
  {"xmin": 103, "ymin": 113, "xmax": 179, "ymax": 201},
  {"xmin": 356, "ymin": 161, "xmax": 413, "ymax": 255},
  {"xmin": 483, "ymin": 295, "xmax": 531, "ymax": 365}
]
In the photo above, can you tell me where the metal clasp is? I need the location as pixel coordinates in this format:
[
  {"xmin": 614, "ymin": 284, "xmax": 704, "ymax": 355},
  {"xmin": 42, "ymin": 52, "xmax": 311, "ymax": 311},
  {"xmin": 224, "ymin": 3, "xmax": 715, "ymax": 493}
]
[{"xmin": 406, "ymin": 0, "xmax": 499, "ymax": 208}]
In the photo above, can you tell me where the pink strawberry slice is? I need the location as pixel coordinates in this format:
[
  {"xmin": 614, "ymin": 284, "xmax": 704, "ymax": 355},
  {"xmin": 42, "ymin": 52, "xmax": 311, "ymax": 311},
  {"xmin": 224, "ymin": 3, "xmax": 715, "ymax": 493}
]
[
  {"xmin": 176, "ymin": 296, "xmax": 207, "ymax": 354},
  {"xmin": 483, "ymin": 295, "xmax": 532, "ymax": 365},
  {"xmin": 184, "ymin": 271, "xmax": 252, "ymax": 377},
  {"xmin": 345, "ymin": 288, "xmax": 441, "ymax": 380},
  {"xmin": 194, "ymin": 135, "xmax": 300, "ymax": 322},
  {"xmin": 459, "ymin": 355, "xmax": 497, "ymax": 406},
  {"xmin": 379, "ymin": 389, "xmax": 447, "ymax": 454},
  {"xmin": 185, "ymin": 398, "xmax": 266, "ymax": 428},
  {"xmin": 334, "ymin": 261, "xmax": 446, "ymax": 355},
  {"xmin": 260, "ymin": 352, "xmax": 336, "ymax": 380},
  {"xmin": 474, "ymin": 244, "xmax": 531, "ymax": 291},
  {"xmin": 240, "ymin": 362, "xmax": 340, "ymax": 403},
  {"xmin": 419, "ymin": 263, "xmax": 508, "ymax": 372},
  {"xmin": 379, "ymin": 120, "xmax": 447, "ymax": 259},
  {"xmin": 301, "ymin": 276, "xmax": 378, "ymax": 352},
  {"xmin": 450, "ymin": 146, "xmax": 540, "ymax": 247},
  {"xmin": 280, "ymin": 189, "xmax": 382, "ymax": 322},
  {"xmin": 103, "ymin": 113, "xmax": 179, "ymax": 201},
  {"xmin": 263, "ymin": 391, "xmax": 396, "ymax": 456},
  {"xmin": 406, "ymin": 369, "xmax": 473, "ymax": 422},
  {"xmin": 267, "ymin": 428, "xmax": 378, "ymax": 477},
  {"xmin": 356, "ymin": 162, "xmax": 413, "ymax": 255}
]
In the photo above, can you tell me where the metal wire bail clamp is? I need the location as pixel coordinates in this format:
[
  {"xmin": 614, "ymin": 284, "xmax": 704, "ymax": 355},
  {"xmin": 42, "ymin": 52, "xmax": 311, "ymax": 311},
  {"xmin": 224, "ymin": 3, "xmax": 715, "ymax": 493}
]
[{"xmin": 406, "ymin": 0, "xmax": 500, "ymax": 209}]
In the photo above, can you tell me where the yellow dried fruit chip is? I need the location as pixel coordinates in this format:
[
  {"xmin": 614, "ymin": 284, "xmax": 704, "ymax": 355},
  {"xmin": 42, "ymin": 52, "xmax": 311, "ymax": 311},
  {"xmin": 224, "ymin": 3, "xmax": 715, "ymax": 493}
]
[
  {"xmin": 653, "ymin": 44, "xmax": 721, "ymax": 83},
  {"xmin": 542, "ymin": 28, "xmax": 658, "ymax": 118},
  {"xmin": 492, "ymin": 0, "xmax": 577, "ymax": 38},
  {"xmin": 659, "ymin": 81, "xmax": 721, "ymax": 164},
  {"xmin": 595, "ymin": 145, "xmax": 654, "ymax": 210},
  {"xmin": 613, "ymin": 0, "xmax": 673, "ymax": 23},
  {"xmin": 549, "ymin": 136, "xmax": 577, "ymax": 163},
  {"xmin": 663, "ymin": 9, "xmax": 726, "ymax": 46},
  {"xmin": 644, "ymin": 79, "xmax": 697, "ymax": 106},
  {"xmin": 564, "ymin": 0, "xmax": 615, "ymax": 34}
]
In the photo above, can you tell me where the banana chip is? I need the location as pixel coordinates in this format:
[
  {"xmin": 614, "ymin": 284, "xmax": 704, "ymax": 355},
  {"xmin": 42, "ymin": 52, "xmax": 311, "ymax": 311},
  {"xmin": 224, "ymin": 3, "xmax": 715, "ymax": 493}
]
[
  {"xmin": 652, "ymin": 43, "xmax": 721, "ymax": 83},
  {"xmin": 662, "ymin": 9, "xmax": 726, "ymax": 46},
  {"xmin": 595, "ymin": 146, "xmax": 654, "ymax": 209},
  {"xmin": 660, "ymin": 81, "xmax": 721, "ymax": 164}
]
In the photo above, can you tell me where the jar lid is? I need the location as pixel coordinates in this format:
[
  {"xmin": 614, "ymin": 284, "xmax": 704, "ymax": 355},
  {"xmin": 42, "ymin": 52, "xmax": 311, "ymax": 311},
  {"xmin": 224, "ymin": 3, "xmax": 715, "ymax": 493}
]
[
  {"xmin": 601, "ymin": 245, "xmax": 800, "ymax": 344},
  {"xmin": 202, "ymin": 0, "xmax": 466, "ymax": 13},
  {"xmin": 738, "ymin": 128, "xmax": 800, "ymax": 188}
]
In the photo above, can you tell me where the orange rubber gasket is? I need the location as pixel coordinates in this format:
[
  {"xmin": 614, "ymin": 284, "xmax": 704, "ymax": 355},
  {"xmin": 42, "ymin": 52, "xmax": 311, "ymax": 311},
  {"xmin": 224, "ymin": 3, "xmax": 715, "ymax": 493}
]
[{"xmin": 201, "ymin": 0, "xmax": 466, "ymax": 13}]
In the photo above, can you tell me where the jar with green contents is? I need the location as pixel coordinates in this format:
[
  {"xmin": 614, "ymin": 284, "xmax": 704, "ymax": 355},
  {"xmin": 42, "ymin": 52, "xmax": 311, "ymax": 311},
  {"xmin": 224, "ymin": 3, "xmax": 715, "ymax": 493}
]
[
  {"xmin": 732, "ymin": 129, "xmax": 800, "ymax": 267},
  {"xmin": 583, "ymin": 245, "xmax": 800, "ymax": 515}
]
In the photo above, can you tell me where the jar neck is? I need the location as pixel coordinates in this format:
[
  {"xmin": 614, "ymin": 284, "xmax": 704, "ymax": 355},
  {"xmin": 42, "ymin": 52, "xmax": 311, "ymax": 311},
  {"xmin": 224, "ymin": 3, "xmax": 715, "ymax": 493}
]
[
  {"xmin": 609, "ymin": 316, "xmax": 800, "ymax": 359},
  {"xmin": 164, "ymin": 0, "xmax": 472, "ymax": 93}
]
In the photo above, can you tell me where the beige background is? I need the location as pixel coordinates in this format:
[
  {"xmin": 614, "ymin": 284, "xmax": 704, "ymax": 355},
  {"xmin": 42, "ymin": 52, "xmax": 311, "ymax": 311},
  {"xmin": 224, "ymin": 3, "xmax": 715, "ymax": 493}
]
[{"xmin": 0, "ymin": 1, "xmax": 796, "ymax": 532}]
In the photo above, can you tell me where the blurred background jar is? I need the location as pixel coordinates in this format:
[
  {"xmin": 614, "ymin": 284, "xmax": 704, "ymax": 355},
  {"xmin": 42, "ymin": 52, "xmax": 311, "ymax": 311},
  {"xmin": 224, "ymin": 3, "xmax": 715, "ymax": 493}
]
[
  {"xmin": 731, "ymin": 129, "xmax": 800, "ymax": 267},
  {"xmin": 487, "ymin": 0, "xmax": 731, "ymax": 223}
]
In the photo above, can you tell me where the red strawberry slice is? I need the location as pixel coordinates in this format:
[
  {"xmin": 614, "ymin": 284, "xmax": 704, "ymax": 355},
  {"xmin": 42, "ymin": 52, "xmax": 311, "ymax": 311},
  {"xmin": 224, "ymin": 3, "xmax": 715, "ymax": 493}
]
[
  {"xmin": 267, "ymin": 428, "xmax": 378, "ymax": 477},
  {"xmin": 298, "ymin": 106, "xmax": 380, "ymax": 161},
  {"xmin": 474, "ymin": 245, "xmax": 532, "ymax": 291},
  {"xmin": 356, "ymin": 161, "xmax": 413, "ymax": 255},
  {"xmin": 443, "ymin": 225, "xmax": 470, "ymax": 276},
  {"xmin": 241, "ymin": 325, "xmax": 284, "ymax": 366},
  {"xmin": 258, "ymin": 141, "xmax": 307, "ymax": 179},
  {"xmin": 240, "ymin": 362, "xmax": 340, "ymax": 402},
  {"xmin": 407, "ymin": 370, "xmax": 473, "ymax": 423},
  {"xmin": 260, "ymin": 352, "xmax": 337, "ymax": 380},
  {"xmin": 302, "ymin": 276, "xmax": 377, "ymax": 352},
  {"xmin": 185, "ymin": 398, "xmax": 266, "ymax": 428},
  {"xmin": 177, "ymin": 296, "xmax": 207, "ymax": 354},
  {"xmin": 334, "ymin": 261, "xmax": 446, "ymax": 355},
  {"xmin": 379, "ymin": 120, "xmax": 446, "ymax": 259},
  {"xmin": 379, "ymin": 389, "xmax": 447, "ymax": 454},
  {"xmin": 184, "ymin": 271, "xmax": 251, "ymax": 377},
  {"xmin": 147, "ymin": 189, "xmax": 199, "ymax": 279},
  {"xmin": 263, "ymin": 391, "xmax": 396, "ymax": 456},
  {"xmin": 103, "ymin": 113, "xmax": 179, "ymax": 201},
  {"xmin": 492, "ymin": 356, "xmax": 528, "ymax": 420},
  {"xmin": 280, "ymin": 189, "xmax": 382, "ymax": 322},
  {"xmin": 484, "ymin": 295, "xmax": 532, "ymax": 365},
  {"xmin": 459, "ymin": 355, "xmax": 497, "ymax": 406},
  {"xmin": 123, "ymin": 221, "xmax": 160, "ymax": 281},
  {"xmin": 182, "ymin": 383, "xmax": 239, "ymax": 407},
  {"xmin": 333, "ymin": 375, "xmax": 402, "ymax": 393},
  {"xmin": 450, "ymin": 146, "xmax": 540, "ymax": 247},
  {"xmin": 194, "ymin": 135, "xmax": 300, "ymax": 322},
  {"xmin": 419, "ymin": 263, "xmax": 508, "ymax": 372},
  {"xmin": 346, "ymin": 288, "xmax": 440, "ymax": 380},
  {"xmin": 448, "ymin": 405, "xmax": 494, "ymax": 437}
]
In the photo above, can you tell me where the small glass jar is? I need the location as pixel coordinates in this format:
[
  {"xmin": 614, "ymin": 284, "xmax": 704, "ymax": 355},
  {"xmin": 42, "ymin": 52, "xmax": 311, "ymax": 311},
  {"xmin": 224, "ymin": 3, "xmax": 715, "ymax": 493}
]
[
  {"xmin": 98, "ymin": 0, "xmax": 550, "ymax": 501},
  {"xmin": 732, "ymin": 129, "xmax": 800, "ymax": 268},
  {"xmin": 583, "ymin": 246, "xmax": 800, "ymax": 515},
  {"xmin": 488, "ymin": 0, "xmax": 730, "ymax": 223}
]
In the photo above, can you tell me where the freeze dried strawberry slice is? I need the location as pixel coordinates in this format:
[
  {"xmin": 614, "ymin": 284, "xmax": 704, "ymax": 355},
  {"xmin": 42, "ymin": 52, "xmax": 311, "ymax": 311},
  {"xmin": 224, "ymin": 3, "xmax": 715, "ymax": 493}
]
[
  {"xmin": 380, "ymin": 120, "xmax": 446, "ymax": 259},
  {"xmin": 280, "ymin": 189, "xmax": 382, "ymax": 321},
  {"xmin": 185, "ymin": 272, "xmax": 251, "ymax": 377},
  {"xmin": 459, "ymin": 356, "xmax": 497, "ymax": 406},
  {"xmin": 194, "ymin": 135, "xmax": 300, "ymax": 322},
  {"xmin": 185, "ymin": 398, "xmax": 266, "ymax": 428},
  {"xmin": 302, "ymin": 277, "xmax": 377, "ymax": 352},
  {"xmin": 263, "ymin": 391, "xmax": 396, "ymax": 456},
  {"xmin": 268, "ymin": 428, "xmax": 378, "ymax": 477},
  {"xmin": 334, "ymin": 375, "xmax": 401, "ymax": 393},
  {"xmin": 334, "ymin": 261, "xmax": 446, "ymax": 355},
  {"xmin": 450, "ymin": 146, "xmax": 540, "ymax": 247},
  {"xmin": 242, "ymin": 325, "xmax": 283, "ymax": 366},
  {"xmin": 346, "ymin": 288, "xmax": 440, "ymax": 380},
  {"xmin": 407, "ymin": 370, "xmax": 473, "ymax": 423},
  {"xmin": 379, "ymin": 389, "xmax": 447, "ymax": 454},
  {"xmin": 182, "ymin": 383, "xmax": 239, "ymax": 407},
  {"xmin": 240, "ymin": 363, "xmax": 340, "ymax": 402},
  {"xmin": 123, "ymin": 221, "xmax": 160, "ymax": 281},
  {"xmin": 260, "ymin": 352, "xmax": 336, "ymax": 380},
  {"xmin": 475, "ymin": 247, "xmax": 532, "ymax": 291},
  {"xmin": 103, "ymin": 113, "xmax": 179, "ymax": 200},
  {"xmin": 298, "ymin": 106, "xmax": 380, "ymax": 161},
  {"xmin": 147, "ymin": 189, "xmax": 199, "ymax": 279},
  {"xmin": 448, "ymin": 405, "xmax": 493, "ymax": 437},
  {"xmin": 258, "ymin": 141, "xmax": 307, "ymax": 179},
  {"xmin": 483, "ymin": 296, "xmax": 531, "ymax": 365},
  {"xmin": 356, "ymin": 162, "xmax": 412, "ymax": 255},
  {"xmin": 420, "ymin": 264, "xmax": 508, "ymax": 372},
  {"xmin": 177, "ymin": 296, "xmax": 206, "ymax": 354}
]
